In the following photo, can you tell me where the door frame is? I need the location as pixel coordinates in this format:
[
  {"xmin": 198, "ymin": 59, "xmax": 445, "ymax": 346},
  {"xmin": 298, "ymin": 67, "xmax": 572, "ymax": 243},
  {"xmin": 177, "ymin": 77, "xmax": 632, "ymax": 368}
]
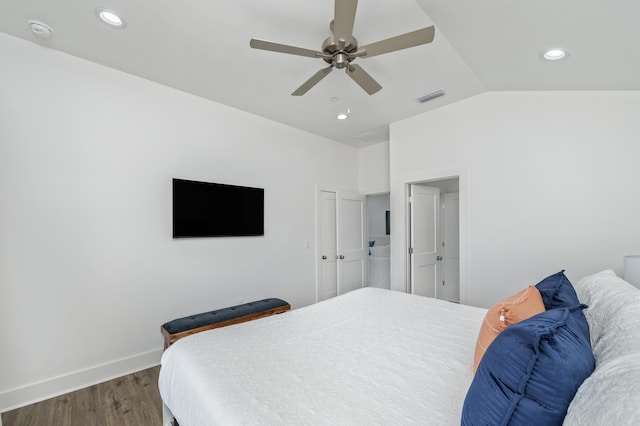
[{"xmin": 394, "ymin": 168, "xmax": 469, "ymax": 305}]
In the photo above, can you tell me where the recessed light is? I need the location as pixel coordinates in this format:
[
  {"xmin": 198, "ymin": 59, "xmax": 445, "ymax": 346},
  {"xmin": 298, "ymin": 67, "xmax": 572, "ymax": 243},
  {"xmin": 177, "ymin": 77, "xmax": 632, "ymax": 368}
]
[
  {"xmin": 543, "ymin": 49, "xmax": 570, "ymax": 61},
  {"xmin": 336, "ymin": 107, "xmax": 350, "ymax": 120},
  {"xmin": 95, "ymin": 8, "xmax": 126, "ymax": 28}
]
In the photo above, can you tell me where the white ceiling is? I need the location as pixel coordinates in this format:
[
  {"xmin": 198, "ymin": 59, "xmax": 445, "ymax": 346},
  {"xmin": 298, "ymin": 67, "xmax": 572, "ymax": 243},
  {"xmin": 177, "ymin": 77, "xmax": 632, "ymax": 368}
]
[{"xmin": 1, "ymin": 0, "xmax": 638, "ymax": 147}]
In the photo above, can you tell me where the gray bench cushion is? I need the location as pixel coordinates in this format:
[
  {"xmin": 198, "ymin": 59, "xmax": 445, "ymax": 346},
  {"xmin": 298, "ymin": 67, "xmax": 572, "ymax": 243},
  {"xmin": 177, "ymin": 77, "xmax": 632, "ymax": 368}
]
[{"xmin": 162, "ymin": 298, "xmax": 289, "ymax": 335}]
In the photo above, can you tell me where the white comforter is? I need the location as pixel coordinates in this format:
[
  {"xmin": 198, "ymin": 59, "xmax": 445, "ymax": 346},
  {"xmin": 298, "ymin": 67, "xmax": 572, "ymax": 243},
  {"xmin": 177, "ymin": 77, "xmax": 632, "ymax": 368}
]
[{"xmin": 159, "ymin": 287, "xmax": 487, "ymax": 425}]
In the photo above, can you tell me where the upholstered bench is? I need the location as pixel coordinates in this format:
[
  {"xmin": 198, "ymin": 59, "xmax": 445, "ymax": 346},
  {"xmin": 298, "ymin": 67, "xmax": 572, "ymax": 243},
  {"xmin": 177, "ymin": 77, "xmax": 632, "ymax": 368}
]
[{"xmin": 161, "ymin": 298, "xmax": 290, "ymax": 348}]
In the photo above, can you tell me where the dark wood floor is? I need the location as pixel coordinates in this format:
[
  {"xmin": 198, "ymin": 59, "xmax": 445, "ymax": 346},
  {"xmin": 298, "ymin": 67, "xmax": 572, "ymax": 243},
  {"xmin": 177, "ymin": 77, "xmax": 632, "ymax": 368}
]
[{"xmin": 2, "ymin": 366, "xmax": 163, "ymax": 426}]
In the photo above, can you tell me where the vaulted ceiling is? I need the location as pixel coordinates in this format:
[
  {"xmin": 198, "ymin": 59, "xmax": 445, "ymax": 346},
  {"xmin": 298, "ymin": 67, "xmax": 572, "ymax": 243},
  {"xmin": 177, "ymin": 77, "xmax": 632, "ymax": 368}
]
[{"xmin": 1, "ymin": 0, "xmax": 638, "ymax": 147}]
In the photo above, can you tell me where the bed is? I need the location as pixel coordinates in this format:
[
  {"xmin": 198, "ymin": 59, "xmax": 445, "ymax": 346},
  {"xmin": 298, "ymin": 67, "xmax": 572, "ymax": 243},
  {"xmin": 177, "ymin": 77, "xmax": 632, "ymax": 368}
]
[{"xmin": 158, "ymin": 270, "xmax": 640, "ymax": 425}]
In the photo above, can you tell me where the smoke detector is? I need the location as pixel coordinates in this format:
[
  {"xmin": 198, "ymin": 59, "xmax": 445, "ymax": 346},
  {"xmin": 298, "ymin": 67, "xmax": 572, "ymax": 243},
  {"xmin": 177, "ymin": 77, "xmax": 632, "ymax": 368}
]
[{"xmin": 28, "ymin": 20, "xmax": 54, "ymax": 39}]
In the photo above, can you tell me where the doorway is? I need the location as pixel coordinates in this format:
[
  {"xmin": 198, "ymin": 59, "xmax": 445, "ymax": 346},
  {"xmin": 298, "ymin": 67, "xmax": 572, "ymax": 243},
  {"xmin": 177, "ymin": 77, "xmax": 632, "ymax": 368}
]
[
  {"xmin": 407, "ymin": 178, "xmax": 460, "ymax": 302},
  {"xmin": 366, "ymin": 193, "xmax": 390, "ymax": 289}
]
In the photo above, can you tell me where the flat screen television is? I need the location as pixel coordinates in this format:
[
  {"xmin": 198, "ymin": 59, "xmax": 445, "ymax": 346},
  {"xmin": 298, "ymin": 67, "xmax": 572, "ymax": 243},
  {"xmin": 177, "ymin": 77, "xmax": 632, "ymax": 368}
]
[{"xmin": 173, "ymin": 178, "xmax": 264, "ymax": 238}]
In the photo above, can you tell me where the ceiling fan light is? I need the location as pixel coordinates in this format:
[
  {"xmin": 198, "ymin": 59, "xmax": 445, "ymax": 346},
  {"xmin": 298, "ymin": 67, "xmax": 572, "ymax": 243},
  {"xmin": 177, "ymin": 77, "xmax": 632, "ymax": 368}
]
[{"xmin": 543, "ymin": 49, "xmax": 569, "ymax": 61}]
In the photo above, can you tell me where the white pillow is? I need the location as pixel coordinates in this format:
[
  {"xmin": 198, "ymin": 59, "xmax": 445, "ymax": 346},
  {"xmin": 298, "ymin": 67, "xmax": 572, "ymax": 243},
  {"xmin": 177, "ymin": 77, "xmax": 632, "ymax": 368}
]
[
  {"xmin": 564, "ymin": 270, "xmax": 640, "ymax": 425},
  {"xmin": 573, "ymin": 269, "xmax": 640, "ymax": 361}
]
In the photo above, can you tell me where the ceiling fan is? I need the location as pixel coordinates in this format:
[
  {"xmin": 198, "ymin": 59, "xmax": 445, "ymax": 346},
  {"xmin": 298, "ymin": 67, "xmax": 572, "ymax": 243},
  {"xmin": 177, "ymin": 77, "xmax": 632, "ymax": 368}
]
[{"xmin": 249, "ymin": 0, "xmax": 435, "ymax": 96}]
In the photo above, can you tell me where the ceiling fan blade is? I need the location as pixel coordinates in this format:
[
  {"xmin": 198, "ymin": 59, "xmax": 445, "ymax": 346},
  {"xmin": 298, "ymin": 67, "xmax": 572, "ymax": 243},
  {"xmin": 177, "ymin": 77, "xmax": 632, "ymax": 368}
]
[
  {"xmin": 359, "ymin": 26, "xmax": 435, "ymax": 58},
  {"xmin": 292, "ymin": 66, "xmax": 334, "ymax": 96},
  {"xmin": 346, "ymin": 64, "xmax": 382, "ymax": 95},
  {"xmin": 333, "ymin": 0, "xmax": 358, "ymax": 44},
  {"xmin": 250, "ymin": 38, "xmax": 323, "ymax": 58}
]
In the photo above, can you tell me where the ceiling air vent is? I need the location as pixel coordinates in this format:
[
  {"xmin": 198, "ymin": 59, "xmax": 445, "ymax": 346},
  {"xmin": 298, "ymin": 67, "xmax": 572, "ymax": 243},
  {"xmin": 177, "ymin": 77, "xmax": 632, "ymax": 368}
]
[
  {"xmin": 356, "ymin": 131, "xmax": 384, "ymax": 143},
  {"xmin": 416, "ymin": 90, "xmax": 445, "ymax": 104}
]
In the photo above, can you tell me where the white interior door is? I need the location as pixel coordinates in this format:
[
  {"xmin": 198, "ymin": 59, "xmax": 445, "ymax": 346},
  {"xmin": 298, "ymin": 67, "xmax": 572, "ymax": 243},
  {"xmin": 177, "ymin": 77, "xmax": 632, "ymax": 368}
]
[
  {"xmin": 410, "ymin": 185, "xmax": 441, "ymax": 297},
  {"xmin": 337, "ymin": 192, "xmax": 365, "ymax": 295},
  {"xmin": 441, "ymin": 193, "xmax": 460, "ymax": 302},
  {"xmin": 318, "ymin": 190, "xmax": 338, "ymax": 301},
  {"xmin": 317, "ymin": 189, "xmax": 365, "ymax": 301}
]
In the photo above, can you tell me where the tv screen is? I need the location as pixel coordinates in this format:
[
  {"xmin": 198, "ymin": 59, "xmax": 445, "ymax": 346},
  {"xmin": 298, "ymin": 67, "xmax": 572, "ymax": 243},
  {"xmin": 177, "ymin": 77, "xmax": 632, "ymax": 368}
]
[{"xmin": 173, "ymin": 178, "xmax": 264, "ymax": 238}]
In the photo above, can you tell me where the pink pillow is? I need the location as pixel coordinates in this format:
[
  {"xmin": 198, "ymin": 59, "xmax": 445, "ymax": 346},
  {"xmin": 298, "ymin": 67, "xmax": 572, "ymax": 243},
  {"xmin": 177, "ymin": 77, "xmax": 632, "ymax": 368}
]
[{"xmin": 473, "ymin": 286, "xmax": 545, "ymax": 373}]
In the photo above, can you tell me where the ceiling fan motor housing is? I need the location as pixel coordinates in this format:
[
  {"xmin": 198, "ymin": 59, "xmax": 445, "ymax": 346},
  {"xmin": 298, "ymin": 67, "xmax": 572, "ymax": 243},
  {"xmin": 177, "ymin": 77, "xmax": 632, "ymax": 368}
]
[{"xmin": 321, "ymin": 35, "xmax": 358, "ymax": 68}]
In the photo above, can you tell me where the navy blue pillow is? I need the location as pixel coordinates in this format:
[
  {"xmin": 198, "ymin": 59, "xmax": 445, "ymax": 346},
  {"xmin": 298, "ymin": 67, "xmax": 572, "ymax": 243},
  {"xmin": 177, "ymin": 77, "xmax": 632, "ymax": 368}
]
[
  {"xmin": 535, "ymin": 270, "xmax": 581, "ymax": 309},
  {"xmin": 462, "ymin": 305, "xmax": 595, "ymax": 426}
]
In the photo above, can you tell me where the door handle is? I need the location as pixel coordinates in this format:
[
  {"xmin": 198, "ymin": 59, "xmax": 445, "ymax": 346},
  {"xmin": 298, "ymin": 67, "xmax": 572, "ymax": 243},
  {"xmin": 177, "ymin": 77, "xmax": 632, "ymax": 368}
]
[
  {"xmin": 437, "ymin": 256, "xmax": 443, "ymax": 261},
  {"xmin": 339, "ymin": 255, "xmax": 345, "ymax": 260},
  {"xmin": 322, "ymin": 255, "xmax": 327, "ymax": 260}
]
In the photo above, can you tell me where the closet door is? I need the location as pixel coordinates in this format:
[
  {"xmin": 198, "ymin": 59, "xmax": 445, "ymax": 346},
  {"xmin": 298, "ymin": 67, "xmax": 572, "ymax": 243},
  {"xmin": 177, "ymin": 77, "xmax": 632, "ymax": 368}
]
[
  {"xmin": 318, "ymin": 190, "xmax": 338, "ymax": 300},
  {"xmin": 409, "ymin": 185, "xmax": 440, "ymax": 298},
  {"xmin": 337, "ymin": 192, "xmax": 366, "ymax": 295},
  {"xmin": 441, "ymin": 192, "xmax": 460, "ymax": 302},
  {"xmin": 317, "ymin": 189, "xmax": 365, "ymax": 301}
]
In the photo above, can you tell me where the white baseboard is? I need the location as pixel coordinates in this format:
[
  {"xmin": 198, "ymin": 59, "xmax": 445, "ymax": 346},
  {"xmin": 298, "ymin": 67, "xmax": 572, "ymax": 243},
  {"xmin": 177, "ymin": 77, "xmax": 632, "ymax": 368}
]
[{"xmin": 0, "ymin": 348, "xmax": 163, "ymax": 414}]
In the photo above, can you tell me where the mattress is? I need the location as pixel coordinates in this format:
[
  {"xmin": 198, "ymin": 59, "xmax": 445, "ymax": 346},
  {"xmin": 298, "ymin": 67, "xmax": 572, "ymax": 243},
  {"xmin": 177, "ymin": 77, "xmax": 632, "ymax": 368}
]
[{"xmin": 159, "ymin": 287, "xmax": 487, "ymax": 425}]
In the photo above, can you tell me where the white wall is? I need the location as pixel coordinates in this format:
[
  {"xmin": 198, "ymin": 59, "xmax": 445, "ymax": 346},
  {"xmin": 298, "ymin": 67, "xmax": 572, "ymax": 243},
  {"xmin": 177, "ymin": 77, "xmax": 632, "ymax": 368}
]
[
  {"xmin": 0, "ymin": 33, "xmax": 358, "ymax": 411},
  {"xmin": 358, "ymin": 141, "xmax": 390, "ymax": 194},
  {"xmin": 390, "ymin": 91, "xmax": 640, "ymax": 308}
]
